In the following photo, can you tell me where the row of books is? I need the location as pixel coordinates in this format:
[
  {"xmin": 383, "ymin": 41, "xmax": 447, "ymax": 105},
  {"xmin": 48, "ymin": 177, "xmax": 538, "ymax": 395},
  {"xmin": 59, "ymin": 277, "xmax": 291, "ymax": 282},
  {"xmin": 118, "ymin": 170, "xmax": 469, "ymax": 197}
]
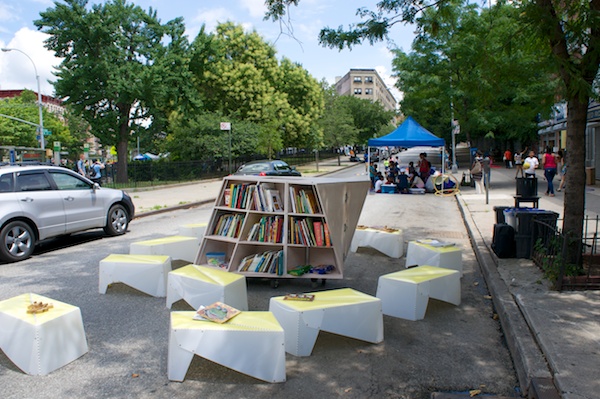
[
  {"xmin": 237, "ymin": 250, "xmax": 284, "ymax": 274},
  {"xmin": 289, "ymin": 186, "xmax": 321, "ymax": 214},
  {"xmin": 246, "ymin": 216, "xmax": 284, "ymax": 243},
  {"xmin": 224, "ymin": 183, "xmax": 283, "ymax": 213},
  {"xmin": 211, "ymin": 213, "xmax": 245, "ymax": 238},
  {"xmin": 289, "ymin": 217, "xmax": 331, "ymax": 246}
]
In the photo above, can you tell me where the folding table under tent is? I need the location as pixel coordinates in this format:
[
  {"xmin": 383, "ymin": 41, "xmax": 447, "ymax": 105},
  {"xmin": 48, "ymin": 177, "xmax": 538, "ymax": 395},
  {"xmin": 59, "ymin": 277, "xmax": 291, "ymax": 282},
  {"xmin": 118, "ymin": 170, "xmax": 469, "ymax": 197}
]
[{"xmin": 367, "ymin": 116, "xmax": 446, "ymax": 174}]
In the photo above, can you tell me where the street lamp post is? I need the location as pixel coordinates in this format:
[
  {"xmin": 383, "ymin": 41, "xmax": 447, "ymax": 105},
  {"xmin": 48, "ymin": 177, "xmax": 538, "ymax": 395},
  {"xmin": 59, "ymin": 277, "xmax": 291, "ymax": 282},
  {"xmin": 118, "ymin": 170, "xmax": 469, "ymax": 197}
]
[{"xmin": 1, "ymin": 48, "xmax": 45, "ymax": 150}]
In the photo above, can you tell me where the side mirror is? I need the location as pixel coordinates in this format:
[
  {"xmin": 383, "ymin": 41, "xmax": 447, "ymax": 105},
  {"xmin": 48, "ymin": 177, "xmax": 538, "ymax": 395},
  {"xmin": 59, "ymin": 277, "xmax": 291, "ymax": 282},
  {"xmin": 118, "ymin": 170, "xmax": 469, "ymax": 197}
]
[{"xmin": 93, "ymin": 182, "xmax": 100, "ymax": 190}]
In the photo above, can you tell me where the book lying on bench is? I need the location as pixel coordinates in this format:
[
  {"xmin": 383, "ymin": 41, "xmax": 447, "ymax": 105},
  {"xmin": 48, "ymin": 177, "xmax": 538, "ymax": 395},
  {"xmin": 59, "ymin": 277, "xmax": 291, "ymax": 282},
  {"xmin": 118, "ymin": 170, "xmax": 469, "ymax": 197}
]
[
  {"xmin": 417, "ymin": 239, "xmax": 456, "ymax": 248},
  {"xmin": 193, "ymin": 302, "xmax": 241, "ymax": 323}
]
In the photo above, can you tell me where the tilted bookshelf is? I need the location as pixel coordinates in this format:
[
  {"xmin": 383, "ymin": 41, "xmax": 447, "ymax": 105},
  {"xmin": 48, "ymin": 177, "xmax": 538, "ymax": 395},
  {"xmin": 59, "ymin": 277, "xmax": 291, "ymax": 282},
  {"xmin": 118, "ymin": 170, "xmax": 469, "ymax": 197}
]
[{"xmin": 196, "ymin": 176, "xmax": 370, "ymax": 280}]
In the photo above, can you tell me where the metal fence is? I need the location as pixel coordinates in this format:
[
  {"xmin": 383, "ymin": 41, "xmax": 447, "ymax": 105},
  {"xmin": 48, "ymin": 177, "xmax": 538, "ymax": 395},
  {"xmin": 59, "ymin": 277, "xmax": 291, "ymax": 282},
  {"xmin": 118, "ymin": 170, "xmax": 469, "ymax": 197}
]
[
  {"xmin": 100, "ymin": 150, "xmax": 340, "ymax": 189},
  {"xmin": 531, "ymin": 216, "xmax": 600, "ymax": 291}
]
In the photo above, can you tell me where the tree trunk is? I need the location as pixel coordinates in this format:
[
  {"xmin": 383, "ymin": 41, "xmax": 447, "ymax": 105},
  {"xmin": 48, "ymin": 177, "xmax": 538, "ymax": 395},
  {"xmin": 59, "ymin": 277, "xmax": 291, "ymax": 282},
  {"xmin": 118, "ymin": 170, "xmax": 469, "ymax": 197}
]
[
  {"xmin": 115, "ymin": 105, "xmax": 131, "ymax": 184},
  {"xmin": 562, "ymin": 97, "xmax": 588, "ymax": 263}
]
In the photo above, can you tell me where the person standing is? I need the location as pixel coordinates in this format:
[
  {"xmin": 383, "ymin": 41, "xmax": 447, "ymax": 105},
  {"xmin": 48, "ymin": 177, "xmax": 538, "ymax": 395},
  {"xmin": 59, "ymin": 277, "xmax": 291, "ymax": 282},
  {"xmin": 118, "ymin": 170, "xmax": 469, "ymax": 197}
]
[
  {"xmin": 514, "ymin": 148, "xmax": 527, "ymax": 178},
  {"xmin": 524, "ymin": 150, "xmax": 539, "ymax": 178},
  {"xmin": 557, "ymin": 150, "xmax": 567, "ymax": 192},
  {"xmin": 542, "ymin": 146, "xmax": 558, "ymax": 196},
  {"xmin": 503, "ymin": 149, "xmax": 512, "ymax": 168},
  {"xmin": 418, "ymin": 152, "xmax": 431, "ymax": 182},
  {"xmin": 471, "ymin": 152, "xmax": 484, "ymax": 194},
  {"xmin": 76, "ymin": 154, "xmax": 87, "ymax": 177},
  {"xmin": 90, "ymin": 159, "xmax": 104, "ymax": 186}
]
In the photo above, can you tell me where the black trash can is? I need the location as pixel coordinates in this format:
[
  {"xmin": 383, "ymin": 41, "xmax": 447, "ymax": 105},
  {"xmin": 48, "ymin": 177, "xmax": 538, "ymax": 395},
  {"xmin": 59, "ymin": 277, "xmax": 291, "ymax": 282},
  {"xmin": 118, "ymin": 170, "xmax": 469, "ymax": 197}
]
[
  {"xmin": 514, "ymin": 209, "xmax": 559, "ymax": 258},
  {"xmin": 493, "ymin": 206, "xmax": 511, "ymax": 224},
  {"xmin": 516, "ymin": 177, "xmax": 538, "ymax": 197}
]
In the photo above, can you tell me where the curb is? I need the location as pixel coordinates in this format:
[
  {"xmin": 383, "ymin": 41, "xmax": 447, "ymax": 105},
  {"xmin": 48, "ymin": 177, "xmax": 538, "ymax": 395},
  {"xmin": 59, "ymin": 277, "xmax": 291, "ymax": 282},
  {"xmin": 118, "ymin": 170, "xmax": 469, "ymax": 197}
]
[{"xmin": 455, "ymin": 194, "xmax": 554, "ymax": 396}]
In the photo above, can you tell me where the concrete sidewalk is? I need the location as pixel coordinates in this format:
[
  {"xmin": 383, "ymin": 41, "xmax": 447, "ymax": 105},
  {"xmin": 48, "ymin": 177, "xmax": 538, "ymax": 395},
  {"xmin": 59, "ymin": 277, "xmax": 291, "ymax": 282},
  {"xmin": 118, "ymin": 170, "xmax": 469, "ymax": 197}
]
[{"xmin": 127, "ymin": 159, "xmax": 599, "ymax": 399}]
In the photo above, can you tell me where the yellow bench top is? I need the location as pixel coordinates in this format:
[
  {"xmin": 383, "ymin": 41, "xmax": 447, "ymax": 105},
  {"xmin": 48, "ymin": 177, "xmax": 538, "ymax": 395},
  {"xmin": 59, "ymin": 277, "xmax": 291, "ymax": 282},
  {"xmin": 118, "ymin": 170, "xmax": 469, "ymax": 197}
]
[
  {"xmin": 102, "ymin": 254, "xmax": 170, "ymax": 264},
  {"xmin": 133, "ymin": 236, "xmax": 197, "ymax": 246},
  {"xmin": 0, "ymin": 293, "xmax": 78, "ymax": 325},
  {"xmin": 382, "ymin": 265, "xmax": 458, "ymax": 283},
  {"xmin": 271, "ymin": 288, "xmax": 378, "ymax": 311},
  {"xmin": 171, "ymin": 311, "xmax": 282, "ymax": 332},
  {"xmin": 169, "ymin": 264, "xmax": 243, "ymax": 285}
]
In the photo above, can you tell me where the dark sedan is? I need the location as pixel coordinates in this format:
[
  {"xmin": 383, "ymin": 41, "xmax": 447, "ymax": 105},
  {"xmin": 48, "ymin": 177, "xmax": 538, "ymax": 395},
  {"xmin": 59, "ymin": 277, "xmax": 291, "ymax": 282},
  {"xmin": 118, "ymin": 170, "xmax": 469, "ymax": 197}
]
[{"xmin": 233, "ymin": 160, "xmax": 302, "ymax": 176}]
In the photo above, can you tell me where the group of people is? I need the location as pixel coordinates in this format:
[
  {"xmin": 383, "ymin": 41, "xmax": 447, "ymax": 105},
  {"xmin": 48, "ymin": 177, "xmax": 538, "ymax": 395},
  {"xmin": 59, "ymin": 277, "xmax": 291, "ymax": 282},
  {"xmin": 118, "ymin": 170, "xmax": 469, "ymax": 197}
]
[
  {"xmin": 77, "ymin": 153, "xmax": 105, "ymax": 185},
  {"xmin": 472, "ymin": 146, "xmax": 567, "ymax": 196},
  {"xmin": 369, "ymin": 152, "xmax": 434, "ymax": 194}
]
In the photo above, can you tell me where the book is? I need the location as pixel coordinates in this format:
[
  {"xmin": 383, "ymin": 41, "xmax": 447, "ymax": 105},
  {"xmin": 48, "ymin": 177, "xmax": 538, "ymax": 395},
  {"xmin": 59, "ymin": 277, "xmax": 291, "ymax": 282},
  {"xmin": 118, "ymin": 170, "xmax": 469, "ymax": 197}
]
[
  {"xmin": 270, "ymin": 189, "xmax": 283, "ymax": 212},
  {"xmin": 284, "ymin": 293, "xmax": 315, "ymax": 301},
  {"xmin": 324, "ymin": 222, "xmax": 331, "ymax": 246},
  {"xmin": 224, "ymin": 188, "xmax": 231, "ymax": 206},
  {"xmin": 194, "ymin": 302, "xmax": 241, "ymax": 323},
  {"xmin": 314, "ymin": 221, "xmax": 324, "ymax": 246}
]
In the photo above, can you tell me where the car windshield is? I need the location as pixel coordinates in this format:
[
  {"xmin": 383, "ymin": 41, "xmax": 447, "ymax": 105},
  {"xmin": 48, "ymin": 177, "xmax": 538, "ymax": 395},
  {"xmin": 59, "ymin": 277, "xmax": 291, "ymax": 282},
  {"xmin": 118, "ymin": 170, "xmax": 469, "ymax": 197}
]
[
  {"xmin": 238, "ymin": 163, "xmax": 270, "ymax": 173},
  {"xmin": 273, "ymin": 162, "xmax": 291, "ymax": 171}
]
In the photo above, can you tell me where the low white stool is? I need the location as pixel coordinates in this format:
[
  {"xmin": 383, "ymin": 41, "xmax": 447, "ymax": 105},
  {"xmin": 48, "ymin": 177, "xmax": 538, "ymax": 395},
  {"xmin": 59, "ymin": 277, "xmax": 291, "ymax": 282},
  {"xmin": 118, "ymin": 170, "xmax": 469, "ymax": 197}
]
[
  {"xmin": 130, "ymin": 235, "xmax": 199, "ymax": 263},
  {"xmin": 166, "ymin": 264, "xmax": 248, "ymax": 310},
  {"xmin": 0, "ymin": 293, "xmax": 88, "ymax": 375},
  {"xmin": 376, "ymin": 265, "xmax": 461, "ymax": 321},
  {"xmin": 168, "ymin": 311, "xmax": 285, "ymax": 383},
  {"xmin": 350, "ymin": 227, "xmax": 404, "ymax": 258},
  {"xmin": 269, "ymin": 288, "xmax": 383, "ymax": 357},
  {"xmin": 405, "ymin": 240, "xmax": 463, "ymax": 275},
  {"xmin": 99, "ymin": 254, "xmax": 171, "ymax": 297},
  {"xmin": 178, "ymin": 223, "xmax": 207, "ymax": 240}
]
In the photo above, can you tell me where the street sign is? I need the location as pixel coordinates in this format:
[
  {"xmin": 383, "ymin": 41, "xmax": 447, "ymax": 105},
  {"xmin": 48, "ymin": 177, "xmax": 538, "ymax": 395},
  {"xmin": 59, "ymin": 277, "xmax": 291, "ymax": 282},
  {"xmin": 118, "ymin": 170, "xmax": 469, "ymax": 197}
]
[
  {"xmin": 84, "ymin": 143, "xmax": 90, "ymax": 153},
  {"xmin": 43, "ymin": 129, "xmax": 52, "ymax": 136},
  {"xmin": 54, "ymin": 141, "xmax": 61, "ymax": 152},
  {"xmin": 220, "ymin": 122, "xmax": 231, "ymax": 130}
]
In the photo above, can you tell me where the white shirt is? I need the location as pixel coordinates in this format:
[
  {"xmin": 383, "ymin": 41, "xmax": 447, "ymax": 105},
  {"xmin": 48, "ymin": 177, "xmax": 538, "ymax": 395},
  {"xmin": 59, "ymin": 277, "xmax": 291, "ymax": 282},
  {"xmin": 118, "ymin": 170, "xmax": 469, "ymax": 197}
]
[
  {"xmin": 524, "ymin": 156, "xmax": 539, "ymax": 174},
  {"xmin": 375, "ymin": 179, "xmax": 383, "ymax": 192}
]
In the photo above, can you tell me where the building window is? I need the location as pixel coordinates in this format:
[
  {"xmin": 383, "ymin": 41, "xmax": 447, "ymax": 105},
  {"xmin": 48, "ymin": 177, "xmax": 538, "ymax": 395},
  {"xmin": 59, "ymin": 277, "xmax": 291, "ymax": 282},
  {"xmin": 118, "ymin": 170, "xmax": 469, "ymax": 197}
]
[
  {"xmin": 365, "ymin": 88, "xmax": 373, "ymax": 95},
  {"xmin": 353, "ymin": 76, "xmax": 362, "ymax": 83},
  {"xmin": 354, "ymin": 88, "xmax": 362, "ymax": 95},
  {"xmin": 365, "ymin": 76, "xmax": 373, "ymax": 83}
]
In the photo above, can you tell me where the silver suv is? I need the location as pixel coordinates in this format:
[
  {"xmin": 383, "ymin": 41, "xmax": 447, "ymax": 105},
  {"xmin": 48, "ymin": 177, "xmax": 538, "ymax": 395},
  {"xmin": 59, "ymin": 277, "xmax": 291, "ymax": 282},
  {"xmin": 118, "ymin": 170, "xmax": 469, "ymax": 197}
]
[{"xmin": 0, "ymin": 164, "xmax": 135, "ymax": 262}]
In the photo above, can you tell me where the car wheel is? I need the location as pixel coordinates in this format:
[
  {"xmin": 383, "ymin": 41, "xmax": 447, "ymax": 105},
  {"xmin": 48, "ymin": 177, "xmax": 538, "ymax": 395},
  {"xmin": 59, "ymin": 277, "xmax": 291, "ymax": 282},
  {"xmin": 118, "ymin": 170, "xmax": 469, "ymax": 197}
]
[
  {"xmin": 0, "ymin": 221, "xmax": 36, "ymax": 262},
  {"xmin": 104, "ymin": 204, "xmax": 129, "ymax": 236}
]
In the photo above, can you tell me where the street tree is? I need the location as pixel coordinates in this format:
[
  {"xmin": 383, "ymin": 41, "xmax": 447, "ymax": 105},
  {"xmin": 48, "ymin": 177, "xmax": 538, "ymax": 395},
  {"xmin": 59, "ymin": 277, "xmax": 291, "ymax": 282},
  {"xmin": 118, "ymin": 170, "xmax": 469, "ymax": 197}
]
[
  {"xmin": 319, "ymin": 82, "xmax": 359, "ymax": 165},
  {"xmin": 394, "ymin": 2, "xmax": 557, "ymax": 145},
  {"xmin": 192, "ymin": 22, "xmax": 323, "ymax": 152},
  {"xmin": 338, "ymin": 95, "xmax": 396, "ymax": 145},
  {"xmin": 35, "ymin": 0, "xmax": 192, "ymax": 183},
  {"xmin": 265, "ymin": 0, "xmax": 600, "ymax": 259}
]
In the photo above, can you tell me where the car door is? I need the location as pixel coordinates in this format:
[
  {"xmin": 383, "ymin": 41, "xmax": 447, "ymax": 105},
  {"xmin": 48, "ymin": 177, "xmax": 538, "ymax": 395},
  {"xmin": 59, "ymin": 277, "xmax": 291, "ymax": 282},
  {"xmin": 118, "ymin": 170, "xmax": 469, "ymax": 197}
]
[
  {"xmin": 15, "ymin": 171, "xmax": 66, "ymax": 239},
  {"xmin": 49, "ymin": 171, "xmax": 106, "ymax": 233}
]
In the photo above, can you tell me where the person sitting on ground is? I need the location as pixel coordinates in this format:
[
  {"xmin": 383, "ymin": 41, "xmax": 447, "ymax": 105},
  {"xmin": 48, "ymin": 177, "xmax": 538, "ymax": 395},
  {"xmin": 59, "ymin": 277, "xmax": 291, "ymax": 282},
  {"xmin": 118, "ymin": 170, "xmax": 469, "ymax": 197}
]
[
  {"xmin": 374, "ymin": 172, "xmax": 384, "ymax": 193},
  {"xmin": 396, "ymin": 169, "xmax": 410, "ymax": 193},
  {"xmin": 408, "ymin": 161, "xmax": 417, "ymax": 178}
]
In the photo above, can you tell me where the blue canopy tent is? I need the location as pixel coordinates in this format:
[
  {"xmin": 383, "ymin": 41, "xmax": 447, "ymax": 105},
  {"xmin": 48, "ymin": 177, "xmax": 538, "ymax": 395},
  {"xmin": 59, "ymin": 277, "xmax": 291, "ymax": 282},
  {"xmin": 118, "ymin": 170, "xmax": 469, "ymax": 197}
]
[{"xmin": 367, "ymin": 116, "xmax": 446, "ymax": 173}]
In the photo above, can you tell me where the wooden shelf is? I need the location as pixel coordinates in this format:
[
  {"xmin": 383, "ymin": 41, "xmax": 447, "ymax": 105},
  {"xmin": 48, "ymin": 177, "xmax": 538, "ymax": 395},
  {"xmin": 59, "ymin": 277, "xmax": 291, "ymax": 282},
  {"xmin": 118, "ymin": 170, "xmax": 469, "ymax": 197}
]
[{"xmin": 196, "ymin": 176, "xmax": 370, "ymax": 280}]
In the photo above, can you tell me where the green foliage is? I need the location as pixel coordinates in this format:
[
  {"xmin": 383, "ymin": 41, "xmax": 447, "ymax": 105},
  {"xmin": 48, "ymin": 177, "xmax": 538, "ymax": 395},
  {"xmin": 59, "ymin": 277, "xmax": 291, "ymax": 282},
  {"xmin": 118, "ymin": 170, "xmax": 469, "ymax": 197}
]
[
  {"xmin": 394, "ymin": 2, "xmax": 557, "ymax": 144},
  {"xmin": 191, "ymin": 22, "xmax": 323, "ymax": 152},
  {"xmin": 165, "ymin": 111, "xmax": 260, "ymax": 161},
  {"xmin": 34, "ymin": 0, "xmax": 194, "ymax": 182}
]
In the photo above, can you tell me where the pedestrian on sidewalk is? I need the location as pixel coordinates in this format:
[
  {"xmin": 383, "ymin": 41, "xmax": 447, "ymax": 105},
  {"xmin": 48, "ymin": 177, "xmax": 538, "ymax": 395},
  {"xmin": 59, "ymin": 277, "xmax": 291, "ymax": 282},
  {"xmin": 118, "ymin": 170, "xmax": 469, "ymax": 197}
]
[
  {"xmin": 524, "ymin": 150, "xmax": 539, "ymax": 178},
  {"xmin": 471, "ymin": 152, "xmax": 484, "ymax": 194},
  {"xmin": 514, "ymin": 148, "xmax": 527, "ymax": 178},
  {"xmin": 542, "ymin": 146, "xmax": 558, "ymax": 196},
  {"xmin": 557, "ymin": 150, "xmax": 567, "ymax": 192},
  {"xmin": 503, "ymin": 149, "xmax": 512, "ymax": 168}
]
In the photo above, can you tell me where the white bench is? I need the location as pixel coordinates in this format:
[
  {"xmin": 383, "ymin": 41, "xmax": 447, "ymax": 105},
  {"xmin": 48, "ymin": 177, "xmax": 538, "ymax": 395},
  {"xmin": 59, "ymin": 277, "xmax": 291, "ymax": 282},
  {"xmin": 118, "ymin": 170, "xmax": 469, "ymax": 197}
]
[
  {"xmin": 178, "ymin": 223, "xmax": 207, "ymax": 240},
  {"xmin": 376, "ymin": 265, "xmax": 461, "ymax": 321},
  {"xmin": 350, "ymin": 227, "xmax": 404, "ymax": 258},
  {"xmin": 168, "ymin": 311, "xmax": 285, "ymax": 383},
  {"xmin": 269, "ymin": 288, "xmax": 383, "ymax": 357},
  {"xmin": 166, "ymin": 264, "xmax": 248, "ymax": 310},
  {"xmin": 99, "ymin": 254, "xmax": 171, "ymax": 297},
  {"xmin": 0, "ymin": 293, "xmax": 88, "ymax": 375},
  {"xmin": 130, "ymin": 235, "xmax": 199, "ymax": 263},
  {"xmin": 405, "ymin": 240, "xmax": 463, "ymax": 275}
]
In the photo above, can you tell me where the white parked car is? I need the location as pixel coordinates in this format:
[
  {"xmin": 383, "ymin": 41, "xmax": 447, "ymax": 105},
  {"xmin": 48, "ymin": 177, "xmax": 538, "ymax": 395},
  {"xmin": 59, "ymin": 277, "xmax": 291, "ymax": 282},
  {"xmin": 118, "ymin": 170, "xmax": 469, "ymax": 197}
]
[{"xmin": 0, "ymin": 164, "xmax": 135, "ymax": 262}]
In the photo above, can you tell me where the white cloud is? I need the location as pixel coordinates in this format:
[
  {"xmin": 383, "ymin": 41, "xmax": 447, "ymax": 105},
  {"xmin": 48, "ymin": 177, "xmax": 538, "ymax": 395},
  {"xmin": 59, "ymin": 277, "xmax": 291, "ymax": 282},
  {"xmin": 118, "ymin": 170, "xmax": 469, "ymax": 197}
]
[
  {"xmin": 189, "ymin": 7, "xmax": 231, "ymax": 35},
  {"xmin": 239, "ymin": 0, "xmax": 266, "ymax": 19},
  {"xmin": 0, "ymin": 28, "xmax": 58, "ymax": 95}
]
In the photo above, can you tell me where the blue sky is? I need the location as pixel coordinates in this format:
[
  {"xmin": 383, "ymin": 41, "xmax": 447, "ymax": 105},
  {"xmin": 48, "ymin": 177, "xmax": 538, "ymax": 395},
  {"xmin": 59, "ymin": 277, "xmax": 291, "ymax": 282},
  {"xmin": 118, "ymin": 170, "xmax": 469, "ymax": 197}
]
[{"xmin": 0, "ymin": 0, "xmax": 415, "ymax": 101}]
